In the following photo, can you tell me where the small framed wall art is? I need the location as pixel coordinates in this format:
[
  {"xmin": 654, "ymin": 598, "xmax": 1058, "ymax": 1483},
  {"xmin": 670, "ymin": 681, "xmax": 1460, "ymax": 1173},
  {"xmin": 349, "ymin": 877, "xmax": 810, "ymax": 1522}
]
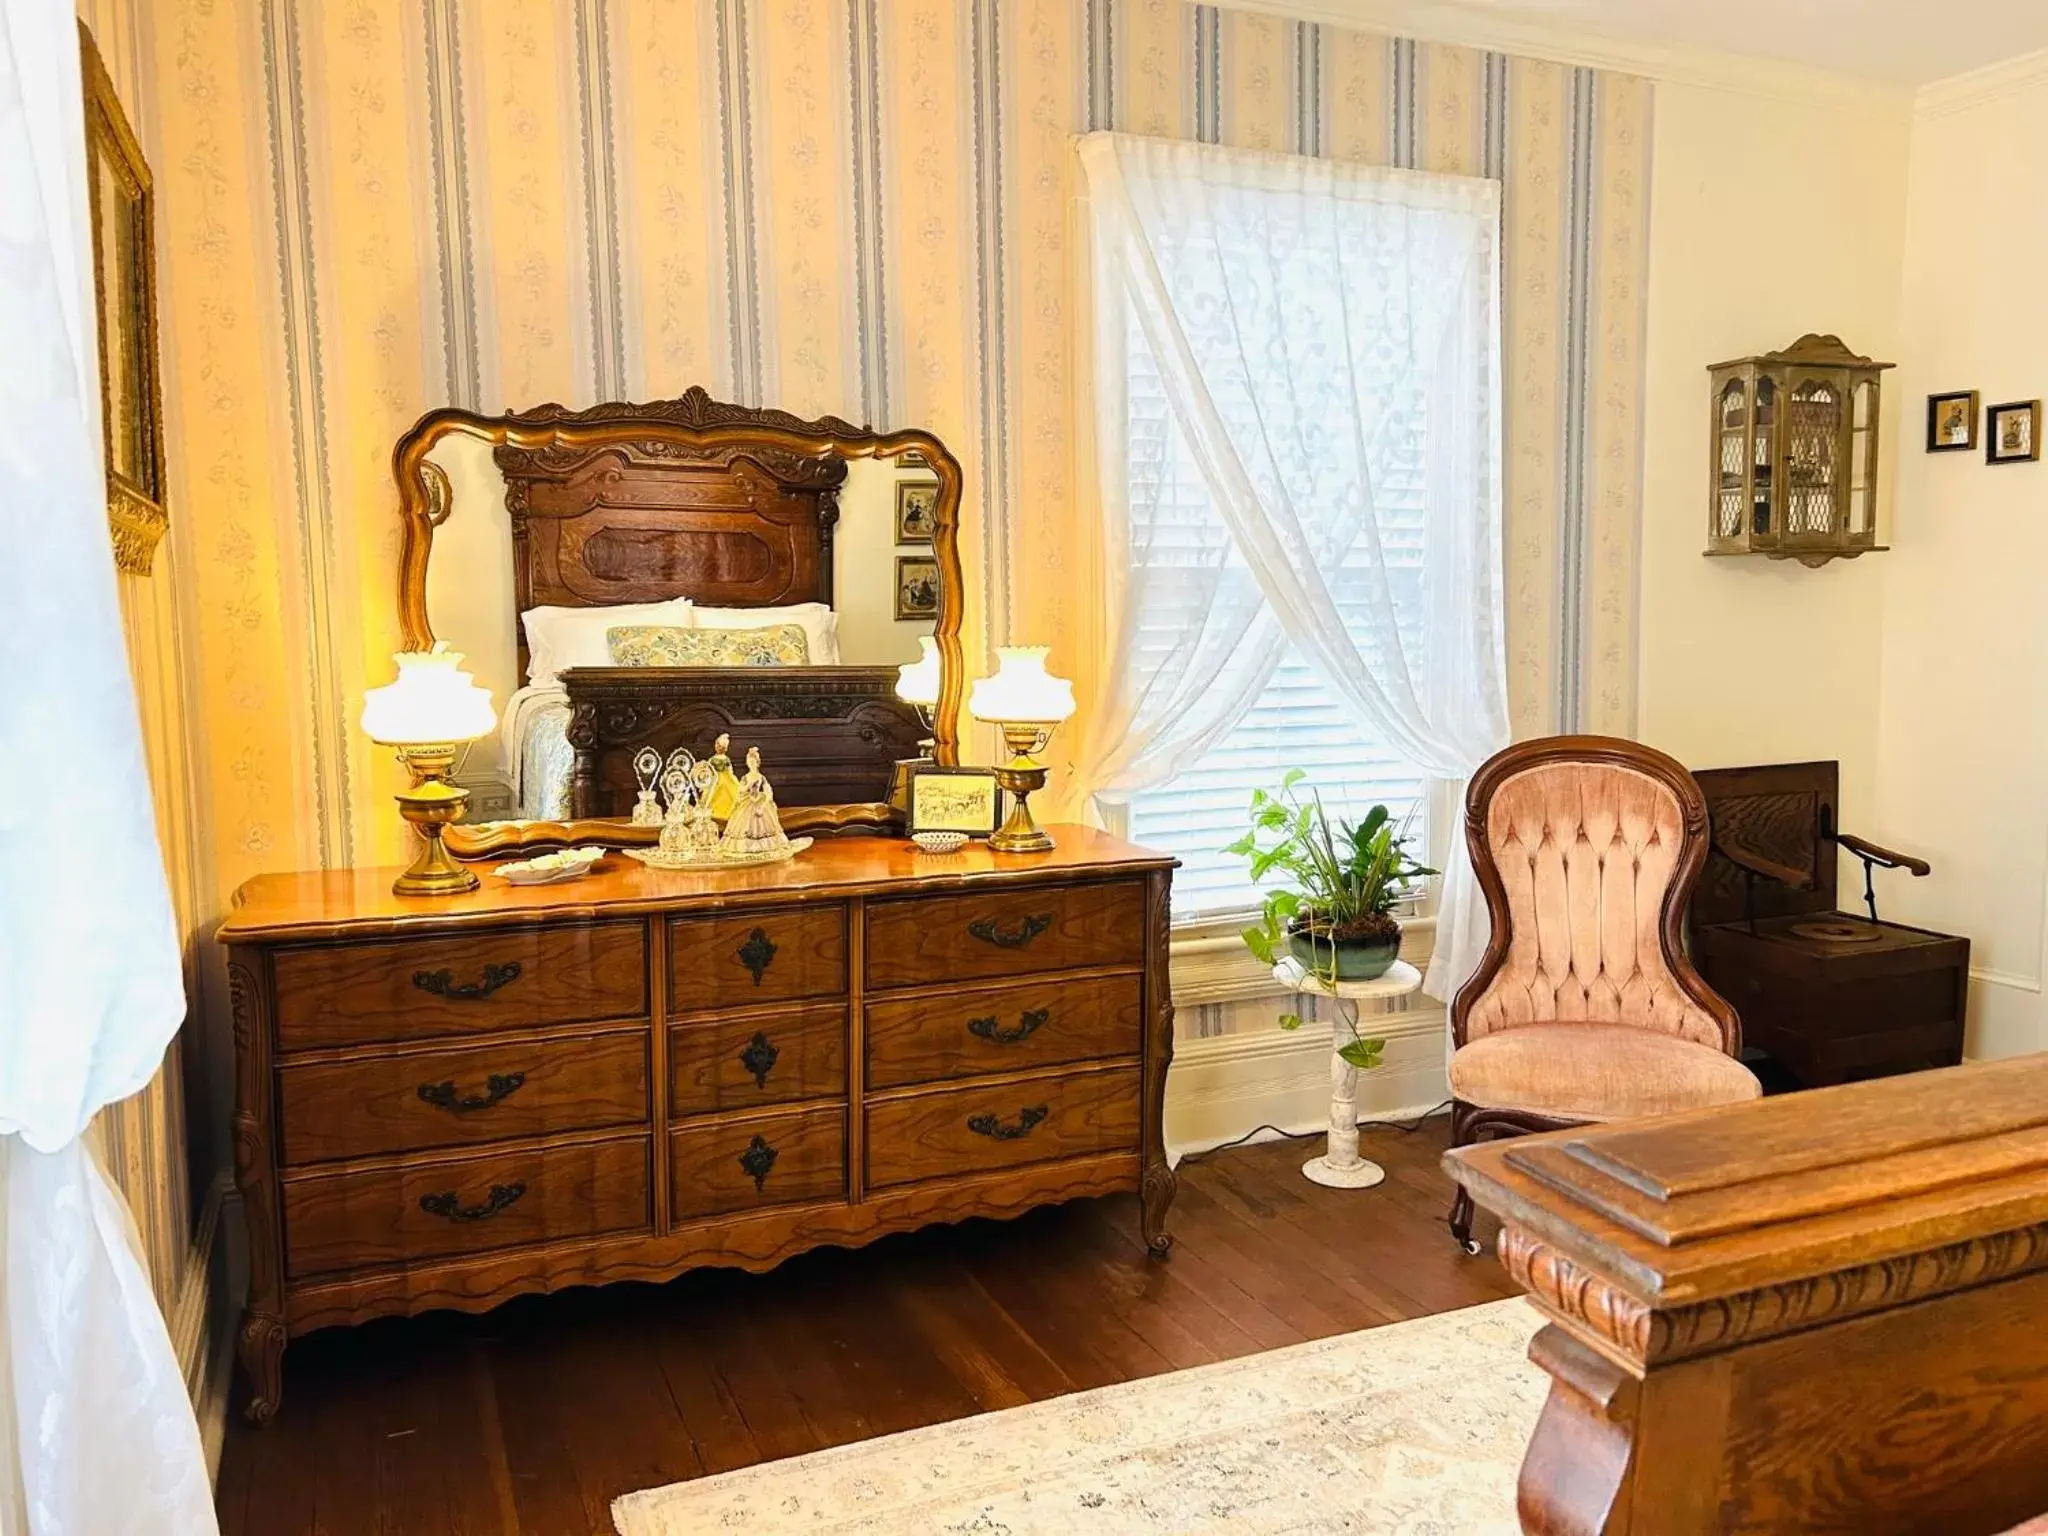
[
  {"xmin": 1986, "ymin": 400, "xmax": 2041, "ymax": 465},
  {"xmin": 895, "ymin": 479, "xmax": 940, "ymax": 544},
  {"xmin": 1925, "ymin": 390, "xmax": 1978, "ymax": 453},
  {"xmin": 908, "ymin": 766, "xmax": 1000, "ymax": 836},
  {"xmin": 895, "ymin": 555, "xmax": 941, "ymax": 620}
]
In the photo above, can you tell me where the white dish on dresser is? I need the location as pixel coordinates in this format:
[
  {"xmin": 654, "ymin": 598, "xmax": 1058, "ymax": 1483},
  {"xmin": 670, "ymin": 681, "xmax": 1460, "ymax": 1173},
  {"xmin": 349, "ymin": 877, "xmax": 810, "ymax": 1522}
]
[{"xmin": 495, "ymin": 846, "xmax": 607, "ymax": 885}]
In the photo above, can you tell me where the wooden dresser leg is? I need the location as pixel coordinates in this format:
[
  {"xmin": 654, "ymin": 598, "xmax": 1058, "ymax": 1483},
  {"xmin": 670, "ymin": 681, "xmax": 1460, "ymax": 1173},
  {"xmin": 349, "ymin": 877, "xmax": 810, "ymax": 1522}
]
[
  {"xmin": 1518, "ymin": 1323, "xmax": 1639, "ymax": 1536},
  {"xmin": 237, "ymin": 1313, "xmax": 286, "ymax": 1424},
  {"xmin": 1141, "ymin": 1160, "xmax": 1177, "ymax": 1257}
]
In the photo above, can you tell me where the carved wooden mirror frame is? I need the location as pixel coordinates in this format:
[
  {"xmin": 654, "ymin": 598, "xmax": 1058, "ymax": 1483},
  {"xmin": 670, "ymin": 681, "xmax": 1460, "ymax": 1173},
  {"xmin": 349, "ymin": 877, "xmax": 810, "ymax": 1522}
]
[{"xmin": 388, "ymin": 389, "xmax": 966, "ymax": 855}]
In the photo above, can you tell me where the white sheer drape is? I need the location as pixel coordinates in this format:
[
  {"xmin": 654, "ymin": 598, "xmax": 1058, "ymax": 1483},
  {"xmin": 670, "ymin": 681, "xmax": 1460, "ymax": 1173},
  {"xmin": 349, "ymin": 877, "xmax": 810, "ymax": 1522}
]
[
  {"xmin": 0, "ymin": 3, "xmax": 216, "ymax": 1530},
  {"xmin": 1073, "ymin": 132, "xmax": 1509, "ymax": 1001}
]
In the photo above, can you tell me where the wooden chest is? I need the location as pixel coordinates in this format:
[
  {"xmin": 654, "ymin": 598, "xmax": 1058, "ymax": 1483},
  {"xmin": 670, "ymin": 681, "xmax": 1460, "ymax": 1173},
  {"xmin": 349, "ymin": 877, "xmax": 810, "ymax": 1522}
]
[{"xmin": 221, "ymin": 828, "xmax": 1177, "ymax": 1422}]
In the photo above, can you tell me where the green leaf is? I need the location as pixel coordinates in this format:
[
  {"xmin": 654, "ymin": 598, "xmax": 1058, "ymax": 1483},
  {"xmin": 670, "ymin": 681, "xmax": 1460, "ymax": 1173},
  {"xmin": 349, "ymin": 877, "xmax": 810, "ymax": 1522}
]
[
  {"xmin": 1277, "ymin": 1012, "xmax": 1304, "ymax": 1032},
  {"xmin": 1279, "ymin": 767, "xmax": 1307, "ymax": 792},
  {"xmin": 1337, "ymin": 1038, "xmax": 1386, "ymax": 1070},
  {"xmin": 1241, "ymin": 924, "xmax": 1276, "ymax": 965}
]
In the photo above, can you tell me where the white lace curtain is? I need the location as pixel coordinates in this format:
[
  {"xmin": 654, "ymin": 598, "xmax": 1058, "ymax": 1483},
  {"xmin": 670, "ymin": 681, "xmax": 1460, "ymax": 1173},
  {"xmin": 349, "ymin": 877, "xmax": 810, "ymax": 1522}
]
[
  {"xmin": 0, "ymin": 2, "xmax": 216, "ymax": 1529},
  {"xmin": 1072, "ymin": 132, "xmax": 1509, "ymax": 1001}
]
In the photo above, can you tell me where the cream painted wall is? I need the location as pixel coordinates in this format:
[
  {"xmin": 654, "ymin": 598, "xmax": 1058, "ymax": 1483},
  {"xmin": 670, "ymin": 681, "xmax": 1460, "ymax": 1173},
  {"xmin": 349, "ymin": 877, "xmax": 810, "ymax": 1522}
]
[
  {"xmin": 1637, "ymin": 82, "xmax": 1910, "ymax": 866},
  {"xmin": 1874, "ymin": 65, "xmax": 2048, "ymax": 1060}
]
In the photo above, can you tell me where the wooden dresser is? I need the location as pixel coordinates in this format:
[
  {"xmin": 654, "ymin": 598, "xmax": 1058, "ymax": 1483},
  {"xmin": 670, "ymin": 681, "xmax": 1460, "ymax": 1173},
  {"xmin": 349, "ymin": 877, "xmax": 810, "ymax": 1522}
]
[{"xmin": 221, "ymin": 828, "xmax": 1177, "ymax": 1422}]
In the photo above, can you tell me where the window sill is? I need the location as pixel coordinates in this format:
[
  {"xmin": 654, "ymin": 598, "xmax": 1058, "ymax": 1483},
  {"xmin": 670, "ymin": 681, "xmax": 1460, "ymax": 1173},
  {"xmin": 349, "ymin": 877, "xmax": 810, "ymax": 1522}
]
[{"xmin": 1170, "ymin": 913, "xmax": 1438, "ymax": 1007}]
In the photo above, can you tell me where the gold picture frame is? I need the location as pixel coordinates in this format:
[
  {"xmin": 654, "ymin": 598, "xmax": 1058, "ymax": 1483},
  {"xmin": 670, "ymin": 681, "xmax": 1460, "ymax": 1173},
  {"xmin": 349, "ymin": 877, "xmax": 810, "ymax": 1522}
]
[
  {"xmin": 908, "ymin": 766, "xmax": 1000, "ymax": 836},
  {"xmin": 80, "ymin": 22, "xmax": 168, "ymax": 576},
  {"xmin": 894, "ymin": 554, "xmax": 940, "ymax": 621},
  {"xmin": 894, "ymin": 478, "xmax": 940, "ymax": 544}
]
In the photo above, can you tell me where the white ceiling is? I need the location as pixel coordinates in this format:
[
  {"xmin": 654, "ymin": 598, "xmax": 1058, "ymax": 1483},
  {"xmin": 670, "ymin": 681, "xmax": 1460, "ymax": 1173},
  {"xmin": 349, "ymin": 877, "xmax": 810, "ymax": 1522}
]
[{"xmin": 1410, "ymin": 0, "xmax": 2048, "ymax": 87}]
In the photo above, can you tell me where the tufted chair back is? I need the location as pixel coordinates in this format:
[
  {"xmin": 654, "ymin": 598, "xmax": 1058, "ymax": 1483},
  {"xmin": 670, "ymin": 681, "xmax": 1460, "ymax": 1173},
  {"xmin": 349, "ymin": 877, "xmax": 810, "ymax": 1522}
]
[{"xmin": 1453, "ymin": 736, "xmax": 1737, "ymax": 1054}]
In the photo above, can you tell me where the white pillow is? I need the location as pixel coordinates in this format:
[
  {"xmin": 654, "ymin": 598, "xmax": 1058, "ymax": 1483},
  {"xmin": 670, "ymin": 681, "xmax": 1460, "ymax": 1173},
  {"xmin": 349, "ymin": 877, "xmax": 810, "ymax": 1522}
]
[
  {"xmin": 691, "ymin": 603, "xmax": 839, "ymax": 665},
  {"xmin": 522, "ymin": 599, "xmax": 693, "ymax": 687}
]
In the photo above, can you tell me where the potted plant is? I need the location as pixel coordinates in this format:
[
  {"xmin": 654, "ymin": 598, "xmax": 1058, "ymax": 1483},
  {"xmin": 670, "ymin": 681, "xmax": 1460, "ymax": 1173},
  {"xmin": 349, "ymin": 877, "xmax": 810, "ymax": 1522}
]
[{"xmin": 1228, "ymin": 771, "xmax": 1435, "ymax": 985}]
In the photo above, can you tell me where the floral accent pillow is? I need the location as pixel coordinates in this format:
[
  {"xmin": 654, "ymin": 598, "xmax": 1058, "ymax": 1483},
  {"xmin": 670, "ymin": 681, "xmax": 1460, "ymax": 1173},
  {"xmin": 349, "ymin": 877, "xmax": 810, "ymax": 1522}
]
[{"xmin": 605, "ymin": 623, "xmax": 811, "ymax": 668}]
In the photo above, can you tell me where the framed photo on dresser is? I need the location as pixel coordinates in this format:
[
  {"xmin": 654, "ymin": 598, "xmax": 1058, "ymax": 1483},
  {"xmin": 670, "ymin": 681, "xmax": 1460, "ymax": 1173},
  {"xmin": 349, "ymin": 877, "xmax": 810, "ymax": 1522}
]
[{"xmin": 908, "ymin": 766, "xmax": 1000, "ymax": 836}]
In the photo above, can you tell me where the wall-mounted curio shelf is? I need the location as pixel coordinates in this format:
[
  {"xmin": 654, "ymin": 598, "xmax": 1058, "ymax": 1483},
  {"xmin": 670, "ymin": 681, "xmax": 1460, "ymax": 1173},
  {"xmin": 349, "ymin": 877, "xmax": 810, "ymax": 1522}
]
[{"xmin": 1707, "ymin": 333, "xmax": 1892, "ymax": 568}]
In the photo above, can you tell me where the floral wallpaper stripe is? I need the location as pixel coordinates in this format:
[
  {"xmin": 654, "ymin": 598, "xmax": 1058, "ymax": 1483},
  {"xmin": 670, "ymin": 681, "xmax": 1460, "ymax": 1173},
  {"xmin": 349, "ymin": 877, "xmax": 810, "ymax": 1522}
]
[{"xmin": 144, "ymin": 0, "xmax": 1652, "ymax": 946}]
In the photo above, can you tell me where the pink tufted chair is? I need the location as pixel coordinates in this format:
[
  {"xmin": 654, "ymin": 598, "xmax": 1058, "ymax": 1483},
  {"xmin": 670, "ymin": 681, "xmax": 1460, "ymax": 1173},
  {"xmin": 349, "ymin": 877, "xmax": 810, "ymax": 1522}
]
[{"xmin": 1446, "ymin": 736, "xmax": 1759, "ymax": 1252}]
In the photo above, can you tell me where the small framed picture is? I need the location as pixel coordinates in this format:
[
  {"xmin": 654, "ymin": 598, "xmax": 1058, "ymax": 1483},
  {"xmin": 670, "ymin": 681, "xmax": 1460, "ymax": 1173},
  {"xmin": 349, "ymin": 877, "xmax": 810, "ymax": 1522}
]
[
  {"xmin": 894, "ymin": 555, "xmax": 941, "ymax": 620},
  {"xmin": 895, "ymin": 479, "xmax": 940, "ymax": 544},
  {"xmin": 1926, "ymin": 390, "xmax": 1978, "ymax": 452},
  {"xmin": 908, "ymin": 766, "xmax": 1000, "ymax": 836},
  {"xmin": 1987, "ymin": 400, "xmax": 2041, "ymax": 464}
]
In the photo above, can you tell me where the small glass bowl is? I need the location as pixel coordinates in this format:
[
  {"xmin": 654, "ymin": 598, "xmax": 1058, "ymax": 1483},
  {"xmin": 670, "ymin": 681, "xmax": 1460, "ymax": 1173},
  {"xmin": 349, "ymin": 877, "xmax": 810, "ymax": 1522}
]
[{"xmin": 910, "ymin": 830, "xmax": 969, "ymax": 855}]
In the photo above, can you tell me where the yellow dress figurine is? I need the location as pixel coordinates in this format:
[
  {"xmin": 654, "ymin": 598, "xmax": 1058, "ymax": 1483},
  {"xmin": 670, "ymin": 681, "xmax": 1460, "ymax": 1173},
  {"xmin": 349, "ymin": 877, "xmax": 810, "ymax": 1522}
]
[{"xmin": 706, "ymin": 733, "xmax": 742, "ymax": 824}]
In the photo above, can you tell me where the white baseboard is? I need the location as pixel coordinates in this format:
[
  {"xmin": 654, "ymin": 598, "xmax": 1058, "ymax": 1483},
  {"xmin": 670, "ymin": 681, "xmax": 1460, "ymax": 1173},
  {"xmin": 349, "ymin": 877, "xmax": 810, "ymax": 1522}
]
[{"xmin": 1165, "ymin": 1007, "xmax": 1451, "ymax": 1158}]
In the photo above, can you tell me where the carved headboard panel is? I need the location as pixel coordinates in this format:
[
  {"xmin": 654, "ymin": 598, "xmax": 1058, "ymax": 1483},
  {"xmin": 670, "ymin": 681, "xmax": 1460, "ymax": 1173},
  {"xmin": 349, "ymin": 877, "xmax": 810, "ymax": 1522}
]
[{"xmin": 496, "ymin": 432, "xmax": 847, "ymax": 682}]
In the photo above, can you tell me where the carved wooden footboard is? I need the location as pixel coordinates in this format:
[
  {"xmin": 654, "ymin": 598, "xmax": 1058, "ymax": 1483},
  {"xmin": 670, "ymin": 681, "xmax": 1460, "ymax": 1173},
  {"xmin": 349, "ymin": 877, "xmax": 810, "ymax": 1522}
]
[{"xmin": 1447, "ymin": 1054, "xmax": 2048, "ymax": 1535}]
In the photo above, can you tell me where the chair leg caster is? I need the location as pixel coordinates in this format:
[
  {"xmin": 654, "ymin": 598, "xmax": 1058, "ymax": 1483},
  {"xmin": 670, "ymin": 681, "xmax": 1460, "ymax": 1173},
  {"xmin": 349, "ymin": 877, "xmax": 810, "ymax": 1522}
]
[{"xmin": 1447, "ymin": 1188, "xmax": 1481, "ymax": 1255}]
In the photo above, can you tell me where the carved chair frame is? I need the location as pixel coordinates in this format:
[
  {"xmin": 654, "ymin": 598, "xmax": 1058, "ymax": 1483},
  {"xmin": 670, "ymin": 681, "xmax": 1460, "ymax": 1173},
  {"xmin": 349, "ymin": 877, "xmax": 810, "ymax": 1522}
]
[{"xmin": 1445, "ymin": 735, "xmax": 1744, "ymax": 1251}]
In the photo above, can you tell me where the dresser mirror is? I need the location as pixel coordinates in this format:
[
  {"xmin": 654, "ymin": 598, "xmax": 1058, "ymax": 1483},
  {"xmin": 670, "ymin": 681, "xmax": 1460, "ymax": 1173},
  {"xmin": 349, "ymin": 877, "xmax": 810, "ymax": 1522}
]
[{"xmin": 388, "ymin": 389, "xmax": 965, "ymax": 855}]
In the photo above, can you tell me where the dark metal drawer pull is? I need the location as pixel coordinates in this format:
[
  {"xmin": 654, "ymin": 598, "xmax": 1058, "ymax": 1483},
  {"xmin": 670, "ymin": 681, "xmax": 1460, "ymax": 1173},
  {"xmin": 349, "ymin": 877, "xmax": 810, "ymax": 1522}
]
[
  {"xmin": 967, "ymin": 914, "xmax": 1052, "ymax": 949},
  {"xmin": 417, "ymin": 1072, "xmax": 527, "ymax": 1114},
  {"xmin": 412, "ymin": 961, "xmax": 522, "ymax": 1001},
  {"xmin": 738, "ymin": 1134, "xmax": 778, "ymax": 1191},
  {"xmin": 967, "ymin": 1105, "xmax": 1049, "ymax": 1141},
  {"xmin": 419, "ymin": 1182, "xmax": 526, "ymax": 1223},
  {"xmin": 968, "ymin": 1008, "xmax": 1049, "ymax": 1045},
  {"xmin": 737, "ymin": 927, "xmax": 778, "ymax": 985},
  {"xmin": 739, "ymin": 1032, "xmax": 780, "ymax": 1088}
]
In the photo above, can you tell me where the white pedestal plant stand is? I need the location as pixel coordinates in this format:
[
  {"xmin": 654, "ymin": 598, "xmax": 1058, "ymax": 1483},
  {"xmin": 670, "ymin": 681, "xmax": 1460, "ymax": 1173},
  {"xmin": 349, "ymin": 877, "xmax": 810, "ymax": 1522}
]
[{"xmin": 1271, "ymin": 957, "xmax": 1423, "ymax": 1189}]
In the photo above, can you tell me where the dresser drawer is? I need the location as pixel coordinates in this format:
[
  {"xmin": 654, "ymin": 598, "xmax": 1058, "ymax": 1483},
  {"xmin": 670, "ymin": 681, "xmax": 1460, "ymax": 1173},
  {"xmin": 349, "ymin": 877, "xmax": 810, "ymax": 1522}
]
[
  {"xmin": 668, "ymin": 906, "xmax": 847, "ymax": 1011},
  {"xmin": 276, "ymin": 1030, "xmax": 649, "ymax": 1165},
  {"xmin": 867, "ymin": 973, "xmax": 1142, "ymax": 1089},
  {"xmin": 281, "ymin": 1134, "xmax": 649, "ymax": 1278},
  {"xmin": 669, "ymin": 1004, "xmax": 846, "ymax": 1117},
  {"xmin": 272, "ymin": 922, "xmax": 647, "ymax": 1051},
  {"xmin": 864, "ymin": 881, "xmax": 1146, "ymax": 991},
  {"xmin": 669, "ymin": 1105, "xmax": 846, "ymax": 1223},
  {"xmin": 864, "ymin": 1066, "xmax": 1140, "ymax": 1189}
]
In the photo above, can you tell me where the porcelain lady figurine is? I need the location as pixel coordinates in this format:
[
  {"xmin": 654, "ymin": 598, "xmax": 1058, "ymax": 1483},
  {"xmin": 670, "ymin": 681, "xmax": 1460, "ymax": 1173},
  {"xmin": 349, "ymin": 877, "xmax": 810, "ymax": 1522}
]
[
  {"xmin": 706, "ymin": 733, "xmax": 742, "ymax": 824},
  {"xmin": 718, "ymin": 747, "xmax": 789, "ymax": 857}
]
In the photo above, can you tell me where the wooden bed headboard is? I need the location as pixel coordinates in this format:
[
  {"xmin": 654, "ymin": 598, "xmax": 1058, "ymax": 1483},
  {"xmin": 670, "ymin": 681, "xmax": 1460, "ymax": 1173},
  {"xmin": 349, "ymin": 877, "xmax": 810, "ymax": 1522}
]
[{"xmin": 492, "ymin": 401, "xmax": 851, "ymax": 682}]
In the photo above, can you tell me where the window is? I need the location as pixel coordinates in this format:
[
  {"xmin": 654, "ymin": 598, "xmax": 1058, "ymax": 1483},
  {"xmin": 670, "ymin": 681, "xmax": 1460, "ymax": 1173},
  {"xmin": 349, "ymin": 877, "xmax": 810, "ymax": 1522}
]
[
  {"xmin": 1103, "ymin": 153, "xmax": 1441, "ymax": 921},
  {"xmin": 1077, "ymin": 135, "xmax": 1503, "ymax": 932},
  {"xmin": 1121, "ymin": 327, "xmax": 1432, "ymax": 919}
]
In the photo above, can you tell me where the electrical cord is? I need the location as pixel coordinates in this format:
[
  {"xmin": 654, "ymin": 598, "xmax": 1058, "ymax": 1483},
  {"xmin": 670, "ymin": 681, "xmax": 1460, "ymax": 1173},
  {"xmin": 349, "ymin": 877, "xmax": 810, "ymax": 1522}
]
[{"xmin": 1176, "ymin": 1099, "xmax": 1454, "ymax": 1165}]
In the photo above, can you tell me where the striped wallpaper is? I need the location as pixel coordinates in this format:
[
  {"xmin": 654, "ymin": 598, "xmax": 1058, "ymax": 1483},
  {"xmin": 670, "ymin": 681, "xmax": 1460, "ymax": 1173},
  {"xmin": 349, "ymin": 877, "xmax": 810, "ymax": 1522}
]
[{"xmin": 144, "ymin": 0, "xmax": 1652, "ymax": 928}]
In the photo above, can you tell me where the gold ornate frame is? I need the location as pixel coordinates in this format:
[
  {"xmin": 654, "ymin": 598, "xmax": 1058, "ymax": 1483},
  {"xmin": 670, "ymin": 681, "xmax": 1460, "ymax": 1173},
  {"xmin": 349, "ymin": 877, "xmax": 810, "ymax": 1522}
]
[
  {"xmin": 80, "ymin": 22, "xmax": 169, "ymax": 577},
  {"xmin": 388, "ymin": 388, "xmax": 967, "ymax": 855}
]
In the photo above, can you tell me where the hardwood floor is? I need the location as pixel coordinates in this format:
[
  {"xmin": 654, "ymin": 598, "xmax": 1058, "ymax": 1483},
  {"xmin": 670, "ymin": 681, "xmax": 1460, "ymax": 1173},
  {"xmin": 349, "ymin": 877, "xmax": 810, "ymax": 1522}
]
[{"xmin": 215, "ymin": 1117, "xmax": 1514, "ymax": 1535}]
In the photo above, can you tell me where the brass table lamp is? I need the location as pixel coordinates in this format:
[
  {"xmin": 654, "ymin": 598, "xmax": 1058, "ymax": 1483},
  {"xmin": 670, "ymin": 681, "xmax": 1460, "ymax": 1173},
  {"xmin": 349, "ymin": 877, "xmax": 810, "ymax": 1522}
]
[
  {"xmin": 361, "ymin": 646, "xmax": 497, "ymax": 896},
  {"xmin": 968, "ymin": 647, "xmax": 1075, "ymax": 854},
  {"xmin": 889, "ymin": 636, "xmax": 942, "ymax": 813}
]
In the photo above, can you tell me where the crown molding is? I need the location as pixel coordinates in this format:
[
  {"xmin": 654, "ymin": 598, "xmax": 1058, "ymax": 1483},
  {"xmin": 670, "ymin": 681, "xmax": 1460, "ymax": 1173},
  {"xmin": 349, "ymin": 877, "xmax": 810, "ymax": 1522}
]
[
  {"xmin": 1915, "ymin": 46, "xmax": 2048, "ymax": 120},
  {"xmin": 1217, "ymin": 0, "xmax": 1913, "ymax": 113}
]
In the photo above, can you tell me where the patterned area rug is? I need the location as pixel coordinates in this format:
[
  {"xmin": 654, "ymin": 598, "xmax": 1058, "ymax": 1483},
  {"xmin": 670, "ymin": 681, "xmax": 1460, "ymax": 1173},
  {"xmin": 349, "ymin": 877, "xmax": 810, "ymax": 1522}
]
[{"xmin": 613, "ymin": 1297, "xmax": 1546, "ymax": 1535}]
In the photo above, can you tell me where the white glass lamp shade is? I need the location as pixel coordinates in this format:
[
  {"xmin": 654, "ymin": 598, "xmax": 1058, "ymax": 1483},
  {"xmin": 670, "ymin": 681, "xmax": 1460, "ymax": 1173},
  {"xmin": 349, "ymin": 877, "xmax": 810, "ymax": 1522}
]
[
  {"xmin": 968, "ymin": 646, "xmax": 1075, "ymax": 726},
  {"xmin": 361, "ymin": 644, "xmax": 498, "ymax": 747},
  {"xmin": 895, "ymin": 636, "xmax": 942, "ymax": 708}
]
